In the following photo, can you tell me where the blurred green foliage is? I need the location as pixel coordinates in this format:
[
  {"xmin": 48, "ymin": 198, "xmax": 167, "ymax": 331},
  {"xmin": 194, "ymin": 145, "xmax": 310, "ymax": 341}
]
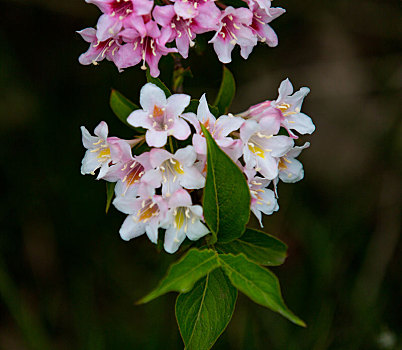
[{"xmin": 0, "ymin": 0, "xmax": 401, "ymax": 349}]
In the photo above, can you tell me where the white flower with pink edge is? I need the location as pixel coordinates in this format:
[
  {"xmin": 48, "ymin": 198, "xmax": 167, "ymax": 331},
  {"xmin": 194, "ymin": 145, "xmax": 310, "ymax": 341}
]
[{"xmin": 127, "ymin": 83, "xmax": 191, "ymax": 147}]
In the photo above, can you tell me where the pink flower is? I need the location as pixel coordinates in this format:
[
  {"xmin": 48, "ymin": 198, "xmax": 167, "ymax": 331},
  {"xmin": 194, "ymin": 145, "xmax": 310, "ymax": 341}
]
[
  {"xmin": 115, "ymin": 21, "xmax": 176, "ymax": 77},
  {"xmin": 209, "ymin": 7, "xmax": 257, "ymax": 63},
  {"xmin": 77, "ymin": 28, "xmax": 121, "ymax": 68},
  {"xmin": 86, "ymin": 0, "xmax": 154, "ymax": 40},
  {"xmin": 182, "ymin": 94, "xmax": 244, "ymax": 155},
  {"xmin": 127, "ymin": 83, "xmax": 191, "ymax": 147},
  {"xmin": 142, "ymin": 146, "xmax": 205, "ymax": 197},
  {"xmin": 153, "ymin": 4, "xmax": 220, "ymax": 58},
  {"xmin": 249, "ymin": 6, "xmax": 285, "ymax": 47},
  {"xmin": 113, "ymin": 194, "xmax": 168, "ymax": 243},
  {"xmin": 80, "ymin": 121, "xmax": 130, "ymax": 179}
]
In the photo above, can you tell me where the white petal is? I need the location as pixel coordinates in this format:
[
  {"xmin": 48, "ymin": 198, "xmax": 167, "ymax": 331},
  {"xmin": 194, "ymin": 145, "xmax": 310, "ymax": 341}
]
[
  {"xmin": 197, "ymin": 94, "xmax": 216, "ymax": 124},
  {"xmin": 186, "ymin": 220, "xmax": 209, "ymax": 241},
  {"xmin": 127, "ymin": 110, "xmax": 152, "ymax": 129},
  {"xmin": 180, "ymin": 166, "xmax": 205, "ymax": 189},
  {"xmin": 168, "ymin": 189, "xmax": 192, "ymax": 208},
  {"xmin": 276, "ymin": 78, "xmax": 293, "ymax": 103},
  {"xmin": 166, "ymin": 94, "xmax": 191, "ymax": 117},
  {"xmin": 119, "ymin": 215, "xmax": 145, "ymax": 241},
  {"xmin": 113, "ymin": 195, "xmax": 136, "ymax": 215},
  {"xmin": 146, "ymin": 130, "xmax": 168, "ymax": 147},
  {"xmin": 145, "ymin": 223, "xmax": 159, "ymax": 244},
  {"xmin": 150, "ymin": 148, "xmax": 172, "ymax": 167},
  {"xmin": 81, "ymin": 126, "xmax": 99, "ymax": 149},
  {"xmin": 94, "ymin": 121, "xmax": 109, "ymax": 140},
  {"xmin": 164, "ymin": 226, "xmax": 186, "ymax": 254},
  {"xmin": 215, "ymin": 115, "xmax": 244, "ymax": 138},
  {"xmin": 258, "ymin": 156, "xmax": 279, "ymax": 180},
  {"xmin": 174, "ymin": 146, "xmax": 196, "ymax": 167},
  {"xmin": 81, "ymin": 151, "xmax": 101, "ymax": 175},
  {"xmin": 140, "ymin": 83, "xmax": 167, "ymax": 112},
  {"xmin": 284, "ymin": 113, "xmax": 315, "ymax": 135},
  {"xmin": 170, "ymin": 118, "xmax": 191, "ymax": 140},
  {"xmin": 279, "ymin": 158, "xmax": 304, "ymax": 183}
]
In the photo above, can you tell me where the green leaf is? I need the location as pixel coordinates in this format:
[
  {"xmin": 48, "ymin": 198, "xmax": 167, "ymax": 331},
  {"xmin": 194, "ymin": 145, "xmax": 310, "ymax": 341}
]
[
  {"xmin": 201, "ymin": 125, "xmax": 250, "ymax": 243},
  {"xmin": 214, "ymin": 66, "xmax": 236, "ymax": 115},
  {"xmin": 219, "ymin": 253, "xmax": 306, "ymax": 327},
  {"xmin": 176, "ymin": 268, "xmax": 237, "ymax": 350},
  {"xmin": 146, "ymin": 69, "xmax": 172, "ymax": 97},
  {"xmin": 137, "ymin": 249, "xmax": 220, "ymax": 304},
  {"xmin": 109, "ymin": 89, "xmax": 141, "ymax": 129},
  {"xmin": 216, "ymin": 228, "xmax": 287, "ymax": 266},
  {"xmin": 105, "ymin": 182, "xmax": 115, "ymax": 214}
]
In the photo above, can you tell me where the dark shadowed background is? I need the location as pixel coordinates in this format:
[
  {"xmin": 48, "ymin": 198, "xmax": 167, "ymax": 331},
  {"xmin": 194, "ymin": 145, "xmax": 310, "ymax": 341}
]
[{"xmin": 0, "ymin": 0, "xmax": 401, "ymax": 349}]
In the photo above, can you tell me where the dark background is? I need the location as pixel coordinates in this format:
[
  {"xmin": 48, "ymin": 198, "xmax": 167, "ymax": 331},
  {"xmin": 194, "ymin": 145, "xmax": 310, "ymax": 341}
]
[{"xmin": 0, "ymin": 0, "xmax": 401, "ymax": 349}]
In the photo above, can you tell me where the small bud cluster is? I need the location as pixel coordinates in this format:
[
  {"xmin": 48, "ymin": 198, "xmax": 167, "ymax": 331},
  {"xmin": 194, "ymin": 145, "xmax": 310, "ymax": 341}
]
[
  {"xmin": 78, "ymin": 0, "xmax": 285, "ymax": 76},
  {"xmin": 80, "ymin": 78, "xmax": 315, "ymax": 253}
]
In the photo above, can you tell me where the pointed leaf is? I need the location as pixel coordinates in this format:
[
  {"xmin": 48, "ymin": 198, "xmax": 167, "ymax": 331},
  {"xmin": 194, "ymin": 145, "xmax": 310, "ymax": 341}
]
[
  {"xmin": 214, "ymin": 66, "xmax": 235, "ymax": 115},
  {"xmin": 176, "ymin": 268, "xmax": 237, "ymax": 350},
  {"xmin": 219, "ymin": 253, "xmax": 306, "ymax": 327},
  {"xmin": 137, "ymin": 249, "xmax": 220, "ymax": 304},
  {"xmin": 105, "ymin": 182, "xmax": 115, "ymax": 214},
  {"xmin": 146, "ymin": 69, "xmax": 172, "ymax": 97},
  {"xmin": 216, "ymin": 228, "xmax": 287, "ymax": 266},
  {"xmin": 201, "ymin": 125, "xmax": 250, "ymax": 243}
]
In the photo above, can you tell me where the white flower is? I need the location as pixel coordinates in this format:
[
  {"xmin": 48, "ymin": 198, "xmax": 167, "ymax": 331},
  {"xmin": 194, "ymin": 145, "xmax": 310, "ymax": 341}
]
[
  {"xmin": 113, "ymin": 194, "xmax": 168, "ymax": 243},
  {"xmin": 276, "ymin": 142, "xmax": 310, "ymax": 183},
  {"xmin": 245, "ymin": 169, "xmax": 278, "ymax": 227},
  {"xmin": 80, "ymin": 121, "xmax": 130, "ymax": 179},
  {"xmin": 270, "ymin": 78, "xmax": 315, "ymax": 138},
  {"xmin": 161, "ymin": 189, "xmax": 209, "ymax": 254},
  {"xmin": 240, "ymin": 119, "xmax": 294, "ymax": 180},
  {"xmin": 142, "ymin": 146, "xmax": 205, "ymax": 198},
  {"xmin": 127, "ymin": 83, "xmax": 191, "ymax": 147},
  {"xmin": 182, "ymin": 94, "xmax": 244, "ymax": 155}
]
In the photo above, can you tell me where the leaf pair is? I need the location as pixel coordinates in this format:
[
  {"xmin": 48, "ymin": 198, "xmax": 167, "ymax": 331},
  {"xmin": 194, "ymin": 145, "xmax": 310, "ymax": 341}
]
[{"xmin": 138, "ymin": 247, "xmax": 304, "ymax": 350}]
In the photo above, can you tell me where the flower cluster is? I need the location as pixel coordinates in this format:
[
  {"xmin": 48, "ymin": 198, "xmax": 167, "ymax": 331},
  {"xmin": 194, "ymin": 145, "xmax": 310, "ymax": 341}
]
[
  {"xmin": 80, "ymin": 78, "xmax": 315, "ymax": 253},
  {"xmin": 78, "ymin": 0, "xmax": 285, "ymax": 76}
]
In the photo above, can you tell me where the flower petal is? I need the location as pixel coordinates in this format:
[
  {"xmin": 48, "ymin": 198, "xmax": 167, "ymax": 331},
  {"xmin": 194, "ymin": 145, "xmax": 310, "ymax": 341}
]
[
  {"xmin": 140, "ymin": 83, "xmax": 167, "ymax": 112},
  {"xmin": 146, "ymin": 130, "xmax": 168, "ymax": 147}
]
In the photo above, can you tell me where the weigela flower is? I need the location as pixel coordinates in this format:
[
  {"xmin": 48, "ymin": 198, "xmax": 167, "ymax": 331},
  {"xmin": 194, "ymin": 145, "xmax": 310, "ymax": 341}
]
[
  {"xmin": 127, "ymin": 83, "xmax": 191, "ymax": 147},
  {"xmin": 80, "ymin": 121, "xmax": 130, "ymax": 179},
  {"xmin": 245, "ymin": 169, "xmax": 278, "ymax": 227},
  {"xmin": 183, "ymin": 94, "xmax": 244, "ymax": 155},
  {"xmin": 248, "ymin": 79, "xmax": 315, "ymax": 138},
  {"xmin": 77, "ymin": 28, "xmax": 121, "ymax": 68},
  {"xmin": 115, "ymin": 21, "xmax": 176, "ymax": 77},
  {"xmin": 143, "ymin": 146, "xmax": 205, "ymax": 197},
  {"xmin": 248, "ymin": 6, "xmax": 285, "ymax": 48},
  {"xmin": 209, "ymin": 7, "xmax": 257, "ymax": 63},
  {"xmin": 153, "ymin": 4, "xmax": 219, "ymax": 59},
  {"xmin": 161, "ymin": 189, "xmax": 209, "ymax": 253},
  {"xmin": 86, "ymin": 0, "xmax": 154, "ymax": 40},
  {"xmin": 276, "ymin": 142, "xmax": 310, "ymax": 184},
  {"xmin": 240, "ymin": 119, "xmax": 294, "ymax": 180},
  {"xmin": 113, "ymin": 194, "xmax": 168, "ymax": 243}
]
